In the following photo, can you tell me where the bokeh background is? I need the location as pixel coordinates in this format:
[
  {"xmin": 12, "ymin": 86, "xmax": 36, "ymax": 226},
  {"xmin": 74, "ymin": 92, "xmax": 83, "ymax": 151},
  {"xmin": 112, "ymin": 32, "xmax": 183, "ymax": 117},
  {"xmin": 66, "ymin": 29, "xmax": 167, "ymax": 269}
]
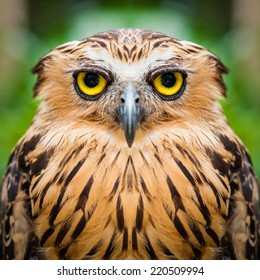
[{"xmin": 0, "ymin": 0, "xmax": 260, "ymax": 180}]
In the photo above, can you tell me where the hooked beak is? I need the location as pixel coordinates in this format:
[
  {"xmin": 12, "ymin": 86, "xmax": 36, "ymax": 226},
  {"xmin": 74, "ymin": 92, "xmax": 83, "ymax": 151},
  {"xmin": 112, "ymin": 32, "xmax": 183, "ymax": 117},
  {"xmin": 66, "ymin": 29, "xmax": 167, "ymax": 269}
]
[{"xmin": 116, "ymin": 83, "xmax": 144, "ymax": 147}]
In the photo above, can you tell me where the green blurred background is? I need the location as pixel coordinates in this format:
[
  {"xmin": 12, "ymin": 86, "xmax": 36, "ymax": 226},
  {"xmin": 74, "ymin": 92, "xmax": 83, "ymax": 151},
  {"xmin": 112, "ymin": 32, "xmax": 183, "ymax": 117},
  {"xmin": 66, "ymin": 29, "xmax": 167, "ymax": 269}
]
[{"xmin": 0, "ymin": 0, "xmax": 260, "ymax": 180}]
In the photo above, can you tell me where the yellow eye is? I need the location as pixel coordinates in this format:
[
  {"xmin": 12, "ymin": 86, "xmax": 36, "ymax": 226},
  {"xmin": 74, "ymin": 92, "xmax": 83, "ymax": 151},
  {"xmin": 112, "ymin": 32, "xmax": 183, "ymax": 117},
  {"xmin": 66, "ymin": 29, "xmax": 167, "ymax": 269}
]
[
  {"xmin": 152, "ymin": 71, "xmax": 185, "ymax": 98},
  {"xmin": 75, "ymin": 72, "xmax": 107, "ymax": 98}
]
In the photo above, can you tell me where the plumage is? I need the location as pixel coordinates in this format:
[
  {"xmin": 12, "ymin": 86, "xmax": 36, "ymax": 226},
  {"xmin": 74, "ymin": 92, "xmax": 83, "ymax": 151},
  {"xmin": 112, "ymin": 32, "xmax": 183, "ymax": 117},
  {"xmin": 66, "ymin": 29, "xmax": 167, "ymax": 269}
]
[{"xmin": 0, "ymin": 28, "xmax": 259, "ymax": 259}]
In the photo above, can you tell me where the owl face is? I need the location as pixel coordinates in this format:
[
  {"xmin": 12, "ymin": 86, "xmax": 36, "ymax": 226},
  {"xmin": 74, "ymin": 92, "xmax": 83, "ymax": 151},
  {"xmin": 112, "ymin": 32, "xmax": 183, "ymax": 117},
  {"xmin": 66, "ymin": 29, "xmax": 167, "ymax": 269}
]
[{"xmin": 33, "ymin": 29, "xmax": 227, "ymax": 147}]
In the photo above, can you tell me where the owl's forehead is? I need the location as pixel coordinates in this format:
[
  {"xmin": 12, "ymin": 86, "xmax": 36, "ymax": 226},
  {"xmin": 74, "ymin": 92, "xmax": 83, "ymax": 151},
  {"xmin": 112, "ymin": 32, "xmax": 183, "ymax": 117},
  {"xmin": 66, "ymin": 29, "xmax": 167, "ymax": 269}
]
[
  {"xmin": 58, "ymin": 29, "xmax": 201, "ymax": 80},
  {"xmin": 82, "ymin": 43, "xmax": 178, "ymax": 79}
]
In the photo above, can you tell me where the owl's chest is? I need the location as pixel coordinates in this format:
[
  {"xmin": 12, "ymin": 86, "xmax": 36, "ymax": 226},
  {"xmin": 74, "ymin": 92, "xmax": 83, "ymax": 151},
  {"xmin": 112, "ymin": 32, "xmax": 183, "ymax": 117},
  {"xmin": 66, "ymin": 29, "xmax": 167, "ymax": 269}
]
[{"xmin": 29, "ymin": 140, "xmax": 230, "ymax": 259}]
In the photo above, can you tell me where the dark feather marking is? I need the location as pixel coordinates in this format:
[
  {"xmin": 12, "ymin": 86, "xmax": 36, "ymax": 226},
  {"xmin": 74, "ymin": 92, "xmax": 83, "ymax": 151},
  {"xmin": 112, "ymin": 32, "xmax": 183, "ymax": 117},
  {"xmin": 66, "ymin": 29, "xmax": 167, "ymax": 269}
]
[
  {"xmin": 38, "ymin": 172, "xmax": 61, "ymax": 209},
  {"xmin": 2, "ymin": 241, "xmax": 14, "ymax": 260},
  {"xmin": 31, "ymin": 173, "xmax": 43, "ymax": 192},
  {"xmin": 86, "ymin": 240, "xmax": 103, "ymax": 257},
  {"xmin": 192, "ymin": 44, "xmax": 204, "ymax": 50},
  {"xmin": 116, "ymin": 195, "xmax": 124, "ymax": 231},
  {"xmin": 178, "ymin": 144, "xmax": 201, "ymax": 167},
  {"xmin": 189, "ymin": 221, "xmax": 205, "ymax": 246},
  {"xmin": 157, "ymin": 240, "xmax": 174, "ymax": 256},
  {"xmin": 199, "ymin": 171, "xmax": 221, "ymax": 209},
  {"xmin": 2, "ymin": 215, "xmax": 15, "ymax": 259},
  {"xmin": 72, "ymin": 215, "xmax": 86, "ymax": 240},
  {"xmin": 206, "ymin": 227, "xmax": 220, "ymax": 246},
  {"xmin": 174, "ymin": 157, "xmax": 211, "ymax": 225},
  {"xmin": 214, "ymin": 76, "xmax": 227, "ymax": 96},
  {"xmin": 132, "ymin": 228, "xmax": 138, "ymax": 250},
  {"xmin": 18, "ymin": 134, "xmax": 42, "ymax": 172},
  {"xmin": 67, "ymin": 47, "xmax": 82, "ymax": 54},
  {"xmin": 179, "ymin": 47, "xmax": 191, "ymax": 54},
  {"xmin": 154, "ymin": 153, "xmax": 163, "ymax": 165},
  {"xmin": 122, "ymin": 156, "xmax": 137, "ymax": 190},
  {"xmin": 140, "ymin": 177, "xmax": 152, "ymax": 202},
  {"xmin": 30, "ymin": 151, "xmax": 49, "ymax": 176},
  {"xmin": 195, "ymin": 196, "xmax": 211, "ymax": 226},
  {"xmin": 129, "ymin": 45, "xmax": 137, "ymax": 56},
  {"xmin": 166, "ymin": 176, "xmax": 185, "ymax": 211},
  {"xmin": 219, "ymin": 135, "xmax": 239, "ymax": 159},
  {"xmin": 56, "ymin": 44, "xmax": 72, "ymax": 51},
  {"xmin": 6, "ymin": 175, "xmax": 19, "ymax": 202},
  {"xmin": 58, "ymin": 144, "xmax": 85, "ymax": 169},
  {"xmin": 216, "ymin": 173, "xmax": 229, "ymax": 192},
  {"xmin": 137, "ymin": 49, "xmax": 143, "ymax": 60},
  {"xmin": 104, "ymin": 214, "xmax": 112, "ymax": 228},
  {"xmin": 74, "ymin": 176, "xmax": 94, "ymax": 212},
  {"xmin": 151, "ymin": 141, "xmax": 159, "ymax": 153},
  {"xmin": 49, "ymin": 158, "xmax": 86, "ymax": 225},
  {"xmin": 207, "ymin": 149, "xmax": 229, "ymax": 177},
  {"xmin": 97, "ymin": 154, "xmax": 106, "ymax": 165},
  {"xmin": 144, "ymin": 231, "xmax": 157, "ymax": 259},
  {"xmin": 49, "ymin": 189, "xmax": 66, "ymax": 226},
  {"xmin": 139, "ymin": 150, "xmax": 149, "ymax": 166},
  {"xmin": 123, "ymin": 45, "xmax": 130, "ymax": 56},
  {"xmin": 94, "ymin": 33, "xmax": 110, "ymax": 40},
  {"xmin": 150, "ymin": 33, "xmax": 169, "ymax": 40},
  {"xmin": 117, "ymin": 49, "xmax": 123, "ymax": 60},
  {"xmin": 190, "ymin": 245, "xmax": 202, "ymax": 259},
  {"xmin": 102, "ymin": 231, "xmax": 117, "ymax": 259},
  {"xmin": 123, "ymin": 53, "xmax": 128, "ymax": 61},
  {"xmin": 122, "ymin": 227, "xmax": 128, "ymax": 251},
  {"xmin": 195, "ymin": 174, "xmax": 203, "ymax": 185},
  {"xmin": 77, "ymin": 38, "xmax": 90, "ymax": 46},
  {"xmin": 40, "ymin": 227, "xmax": 54, "ymax": 246},
  {"xmin": 186, "ymin": 48, "xmax": 199, "ymax": 53},
  {"xmin": 97, "ymin": 142, "xmax": 109, "ymax": 165},
  {"xmin": 55, "ymin": 220, "xmax": 71, "ymax": 246},
  {"xmin": 91, "ymin": 39, "xmax": 108, "ymax": 49},
  {"xmin": 59, "ymin": 151, "xmax": 74, "ymax": 168},
  {"xmin": 136, "ymin": 195, "xmax": 144, "ymax": 231},
  {"xmin": 58, "ymin": 244, "xmax": 69, "ymax": 259},
  {"xmin": 64, "ymin": 157, "xmax": 87, "ymax": 187},
  {"xmin": 167, "ymin": 38, "xmax": 183, "ymax": 45},
  {"xmin": 21, "ymin": 177, "xmax": 30, "ymax": 195},
  {"xmin": 108, "ymin": 176, "xmax": 120, "ymax": 201},
  {"xmin": 230, "ymin": 180, "xmax": 239, "ymax": 197},
  {"xmin": 57, "ymin": 173, "xmax": 66, "ymax": 185},
  {"xmin": 174, "ymin": 214, "xmax": 188, "ymax": 239},
  {"xmin": 152, "ymin": 40, "xmax": 165, "ymax": 49},
  {"xmin": 148, "ymin": 214, "xmax": 156, "ymax": 228},
  {"xmin": 111, "ymin": 150, "xmax": 121, "ymax": 166},
  {"xmin": 174, "ymin": 157, "xmax": 196, "ymax": 185}
]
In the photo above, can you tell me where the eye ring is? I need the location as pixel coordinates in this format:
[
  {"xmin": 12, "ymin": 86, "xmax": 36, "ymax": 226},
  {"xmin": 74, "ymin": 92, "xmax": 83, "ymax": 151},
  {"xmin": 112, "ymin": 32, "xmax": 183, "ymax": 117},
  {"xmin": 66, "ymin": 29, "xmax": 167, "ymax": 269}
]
[
  {"xmin": 74, "ymin": 71, "xmax": 108, "ymax": 100},
  {"xmin": 152, "ymin": 71, "xmax": 186, "ymax": 100}
]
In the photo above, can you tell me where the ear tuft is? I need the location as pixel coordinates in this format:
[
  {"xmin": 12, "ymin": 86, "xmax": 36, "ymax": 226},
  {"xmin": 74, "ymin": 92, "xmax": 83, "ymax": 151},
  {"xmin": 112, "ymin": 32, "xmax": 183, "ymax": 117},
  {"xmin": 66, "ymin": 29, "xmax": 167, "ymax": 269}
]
[
  {"xmin": 32, "ymin": 54, "xmax": 53, "ymax": 75},
  {"xmin": 31, "ymin": 55, "xmax": 53, "ymax": 97},
  {"xmin": 207, "ymin": 54, "xmax": 229, "ymax": 75},
  {"xmin": 207, "ymin": 54, "xmax": 229, "ymax": 97}
]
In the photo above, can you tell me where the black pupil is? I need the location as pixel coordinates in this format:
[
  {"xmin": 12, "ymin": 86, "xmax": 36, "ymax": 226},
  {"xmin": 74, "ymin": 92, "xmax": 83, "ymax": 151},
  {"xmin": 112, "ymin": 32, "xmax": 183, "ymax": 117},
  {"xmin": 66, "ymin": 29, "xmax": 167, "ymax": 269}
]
[
  {"xmin": 161, "ymin": 73, "xmax": 176, "ymax": 88},
  {"xmin": 84, "ymin": 73, "xmax": 99, "ymax": 88}
]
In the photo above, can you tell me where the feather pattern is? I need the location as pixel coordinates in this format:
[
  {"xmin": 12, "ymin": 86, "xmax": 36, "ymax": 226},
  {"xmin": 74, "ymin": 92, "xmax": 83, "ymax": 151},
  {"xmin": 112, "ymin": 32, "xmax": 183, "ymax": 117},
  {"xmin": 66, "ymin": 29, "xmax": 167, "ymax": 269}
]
[{"xmin": 1, "ymin": 29, "xmax": 259, "ymax": 259}]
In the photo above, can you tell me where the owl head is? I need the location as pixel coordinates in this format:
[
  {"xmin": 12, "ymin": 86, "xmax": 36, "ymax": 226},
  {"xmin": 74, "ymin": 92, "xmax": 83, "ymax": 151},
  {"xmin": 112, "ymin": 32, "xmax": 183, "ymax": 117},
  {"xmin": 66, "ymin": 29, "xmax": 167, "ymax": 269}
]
[{"xmin": 32, "ymin": 29, "xmax": 228, "ymax": 147}]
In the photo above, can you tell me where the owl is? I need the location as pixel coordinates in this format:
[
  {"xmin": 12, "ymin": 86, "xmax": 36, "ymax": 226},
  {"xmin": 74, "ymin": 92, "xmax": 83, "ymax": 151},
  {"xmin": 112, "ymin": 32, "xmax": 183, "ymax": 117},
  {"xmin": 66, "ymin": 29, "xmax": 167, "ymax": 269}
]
[{"xmin": 0, "ymin": 29, "xmax": 259, "ymax": 260}]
